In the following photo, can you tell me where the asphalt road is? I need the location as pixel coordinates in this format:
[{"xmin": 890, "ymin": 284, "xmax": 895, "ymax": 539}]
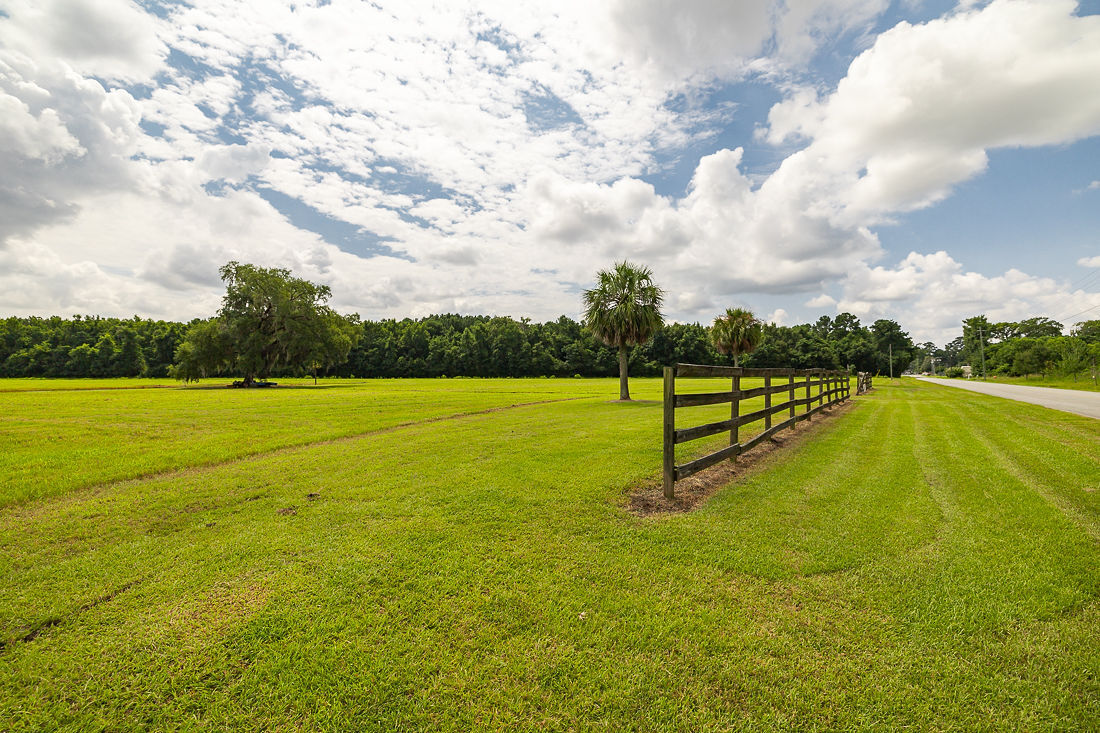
[{"xmin": 917, "ymin": 377, "xmax": 1100, "ymax": 420}]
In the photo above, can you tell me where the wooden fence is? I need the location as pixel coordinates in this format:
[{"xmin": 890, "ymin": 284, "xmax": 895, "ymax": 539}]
[
  {"xmin": 662, "ymin": 364, "xmax": 850, "ymax": 498},
  {"xmin": 856, "ymin": 372, "xmax": 873, "ymax": 394}
]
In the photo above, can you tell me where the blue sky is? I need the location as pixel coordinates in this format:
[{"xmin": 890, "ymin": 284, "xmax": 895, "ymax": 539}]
[{"xmin": 1, "ymin": 0, "xmax": 1098, "ymax": 343}]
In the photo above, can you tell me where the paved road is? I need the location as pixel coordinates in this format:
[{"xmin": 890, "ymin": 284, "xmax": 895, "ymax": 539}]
[{"xmin": 917, "ymin": 377, "xmax": 1100, "ymax": 419}]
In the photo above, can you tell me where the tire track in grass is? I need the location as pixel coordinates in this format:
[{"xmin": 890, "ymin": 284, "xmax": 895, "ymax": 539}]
[
  {"xmin": 0, "ymin": 579, "xmax": 142, "ymax": 653},
  {"xmin": 5, "ymin": 396, "xmax": 593, "ymax": 516}
]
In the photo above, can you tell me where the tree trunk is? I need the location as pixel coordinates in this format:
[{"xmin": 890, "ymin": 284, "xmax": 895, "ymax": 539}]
[{"xmin": 618, "ymin": 346, "xmax": 630, "ymax": 401}]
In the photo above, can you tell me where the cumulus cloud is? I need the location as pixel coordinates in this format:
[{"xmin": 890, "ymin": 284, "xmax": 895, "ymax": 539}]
[
  {"xmin": 0, "ymin": 0, "xmax": 165, "ymax": 81},
  {"xmin": 764, "ymin": 0, "xmax": 1100, "ymax": 222},
  {"xmin": 823, "ymin": 251, "xmax": 1099, "ymax": 342},
  {"xmin": 0, "ymin": 50, "xmax": 146, "ymax": 242},
  {"xmin": 198, "ymin": 144, "xmax": 271, "ymax": 184},
  {"xmin": 765, "ymin": 308, "xmax": 790, "ymax": 326}
]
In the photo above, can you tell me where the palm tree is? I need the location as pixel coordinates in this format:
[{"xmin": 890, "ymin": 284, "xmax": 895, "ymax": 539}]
[
  {"xmin": 583, "ymin": 261, "xmax": 665, "ymax": 401},
  {"xmin": 710, "ymin": 308, "xmax": 762, "ymax": 367}
]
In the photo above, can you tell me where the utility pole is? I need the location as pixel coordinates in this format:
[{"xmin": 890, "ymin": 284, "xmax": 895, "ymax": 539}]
[
  {"xmin": 977, "ymin": 326, "xmax": 987, "ymax": 379},
  {"xmin": 930, "ymin": 355, "xmax": 936, "ymax": 376},
  {"xmin": 889, "ymin": 343, "xmax": 893, "ymax": 379}
]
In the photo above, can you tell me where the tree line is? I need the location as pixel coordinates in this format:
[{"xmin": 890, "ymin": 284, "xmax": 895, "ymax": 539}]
[
  {"xmin": 0, "ymin": 310, "xmax": 914, "ymax": 380},
  {"xmin": 910, "ymin": 315, "xmax": 1100, "ymax": 380},
  {"xmin": 0, "ymin": 260, "xmax": 928, "ymax": 384}
]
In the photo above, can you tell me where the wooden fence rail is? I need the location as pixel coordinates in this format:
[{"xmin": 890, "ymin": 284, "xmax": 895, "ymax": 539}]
[
  {"xmin": 662, "ymin": 364, "xmax": 851, "ymax": 498},
  {"xmin": 856, "ymin": 372, "xmax": 873, "ymax": 394}
]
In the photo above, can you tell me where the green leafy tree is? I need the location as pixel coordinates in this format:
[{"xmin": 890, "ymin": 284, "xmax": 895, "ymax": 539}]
[
  {"xmin": 871, "ymin": 319, "xmax": 914, "ymax": 377},
  {"xmin": 1011, "ymin": 338, "xmax": 1053, "ymax": 378},
  {"xmin": 1051, "ymin": 336, "xmax": 1090, "ymax": 380},
  {"xmin": 1072, "ymin": 319, "xmax": 1100, "ymax": 344},
  {"xmin": 710, "ymin": 308, "xmax": 762, "ymax": 367},
  {"xmin": 1015, "ymin": 316, "xmax": 1063, "ymax": 339},
  {"xmin": 171, "ymin": 262, "xmax": 360, "ymax": 385},
  {"xmin": 962, "ymin": 315, "xmax": 992, "ymax": 372},
  {"xmin": 582, "ymin": 261, "xmax": 664, "ymax": 401},
  {"xmin": 113, "ymin": 327, "xmax": 147, "ymax": 377}
]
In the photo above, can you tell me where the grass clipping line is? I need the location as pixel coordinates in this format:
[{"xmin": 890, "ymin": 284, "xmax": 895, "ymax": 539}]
[{"xmin": 629, "ymin": 399, "xmax": 857, "ymax": 516}]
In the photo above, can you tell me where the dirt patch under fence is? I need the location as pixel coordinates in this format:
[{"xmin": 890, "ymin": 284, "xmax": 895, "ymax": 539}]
[{"xmin": 627, "ymin": 399, "xmax": 857, "ymax": 516}]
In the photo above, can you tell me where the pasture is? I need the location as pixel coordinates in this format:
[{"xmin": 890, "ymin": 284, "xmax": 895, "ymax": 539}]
[{"xmin": 1, "ymin": 378, "xmax": 1097, "ymax": 729}]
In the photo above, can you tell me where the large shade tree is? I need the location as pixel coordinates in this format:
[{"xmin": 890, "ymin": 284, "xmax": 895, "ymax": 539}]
[
  {"xmin": 171, "ymin": 262, "xmax": 360, "ymax": 385},
  {"xmin": 709, "ymin": 308, "xmax": 762, "ymax": 367},
  {"xmin": 582, "ymin": 261, "xmax": 664, "ymax": 401}
]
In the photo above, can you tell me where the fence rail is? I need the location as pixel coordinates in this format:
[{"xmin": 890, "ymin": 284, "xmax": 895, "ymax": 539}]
[{"xmin": 662, "ymin": 364, "xmax": 851, "ymax": 498}]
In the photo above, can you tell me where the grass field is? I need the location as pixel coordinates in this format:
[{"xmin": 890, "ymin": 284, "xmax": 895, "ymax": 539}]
[
  {"xmin": 970, "ymin": 374, "xmax": 1100, "ymax": 392},
  {"xmin": 1, "ymin": 378, "xmax": 1097, "ymax": 729}
]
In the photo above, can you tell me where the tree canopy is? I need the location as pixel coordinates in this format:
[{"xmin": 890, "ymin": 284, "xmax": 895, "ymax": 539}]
[
  {"xmin": 710, "ymin": 308, "xmax": 762, "ymax": 367},
  {"xmin": 936, "ymin": 314, "xmax": 1097, "ymax": 381},
  {"xmin": 170, "ymin": 262, "xmax": 360, "ymax": 384},
  {"xmin": 2, "ymin": 310, "xmax": 923, "ymax": 381},
  {"xmin": 582, "ymin": 261, "xmax": 664, "ymax": 400}
]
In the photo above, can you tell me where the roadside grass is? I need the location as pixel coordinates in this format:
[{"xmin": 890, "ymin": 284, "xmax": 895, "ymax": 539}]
[
  {"xmin": 968, "ymin": 374, "xmax": 1100, "ymax": 392},
  {"xmin": 0, "ymin": 379, "xmax": 1096, "ymax": 729}
]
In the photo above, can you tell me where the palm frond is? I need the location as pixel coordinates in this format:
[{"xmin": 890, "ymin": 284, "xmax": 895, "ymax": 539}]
[{"xmin": 582, "ymin": 261, "xmax": 665, "ymax": 348}]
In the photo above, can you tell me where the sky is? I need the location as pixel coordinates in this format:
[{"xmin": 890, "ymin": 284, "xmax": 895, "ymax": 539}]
[{"xmin": 1, "ymin": 0, "xmax": 1098, "ymax": 345}]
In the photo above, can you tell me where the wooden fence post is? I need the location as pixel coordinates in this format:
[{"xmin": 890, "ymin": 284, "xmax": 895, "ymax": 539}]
[
  {"xmin": 730, "ymin": 373, "xmax": 740, "ymax": 459},
  {"xmin": 789, "ymin": 370, "xmax": 796, "ymax": 420},
  {"xmin": 663, "ymin": 367, "xmax": 675, "ymax": 499},
  {"xmin": 764, "ymin": 374, "xmax": 772, "ymax": 430},
  {"xmin": 805, "ymin": 370, "xmax": 812, "ymax": 420}
]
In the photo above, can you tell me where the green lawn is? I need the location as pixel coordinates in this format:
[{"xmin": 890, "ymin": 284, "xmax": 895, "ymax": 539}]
[
  {"xmin": 1, "ymin": 378, "xmax": 1096, "ymax": 729},
  {"xmin": 968, "ymin": 374, "xmax": 1100, "ymax": 392}
]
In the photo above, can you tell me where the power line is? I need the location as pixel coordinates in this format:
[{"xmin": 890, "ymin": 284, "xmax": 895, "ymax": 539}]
[
  {"xmin": 1066, "ymin": 265, "xmax": 1100, "ymax": 290},
  {"xmin": 1058, "ymin": 300, "xmax": 1100, "ymax": 324},
  {"xmin": 1043, "ymin": 267, "xmax": 1100, "ymax": 318}
]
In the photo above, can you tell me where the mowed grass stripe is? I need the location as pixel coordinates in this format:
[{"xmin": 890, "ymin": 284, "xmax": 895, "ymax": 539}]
[
  {"xmin": 1008, "ymin": 409, "xmax": 1100, "ymax": 463},
  {"xmin": 0, "ymin": 379, "xmax": 1096, "ymax": 729},
  {"xmin": 959, "ymin": 402, "xmax": 1100, "ymax": 540},
  {"xmin": 654, "ymin": 395, "xmax": 940, "ymax": 581},
  {"xmin": 902, "ymin": 383, "xmax": 1097, "ymax": 632}
]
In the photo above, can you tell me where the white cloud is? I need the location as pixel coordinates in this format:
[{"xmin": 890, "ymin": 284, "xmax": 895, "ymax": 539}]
[
  {"xmin": 1079, "ymin": 256, "xmax": 1100, "ymax": 268},
  {"xmin": 773, "ymin": 0, "xmax": 888, "ymax": 62},
  {"xmin": 827, "ymin": 251, "xmax": 1098, "ymax": 342},
  {"xmin": 765, "ymin": 308, "xmax": 790, "ymax": 326},
  {"xmin": 806, "ymin": 294, "xmax": 837, "ymax": 309},
  {"xmin": 764, "ymin": 0, "xmax": 1100, "ymax": 222},
  {"xmin": 0, "ymin": 0, "xmax": 165, "ymax": 81},
  {"xmin": 198, "ymin": 144, "xmax": 271, "ymax": 184},
  {"xmin": 0, "ymin": 49, "xmax": 145, "ymax": 241},
  {"xmin": 0, "ymin": 0, "xmax": 1096, "ymax": 349}
]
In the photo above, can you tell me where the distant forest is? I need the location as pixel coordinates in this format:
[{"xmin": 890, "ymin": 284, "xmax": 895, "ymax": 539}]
[
  {"xmin": 1, "ymin": 312, "xmax": 1095, "ymax": 380},
  {"xmin": 1, "ymin": 312, "xmax": 916, "ymax": 379}
]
